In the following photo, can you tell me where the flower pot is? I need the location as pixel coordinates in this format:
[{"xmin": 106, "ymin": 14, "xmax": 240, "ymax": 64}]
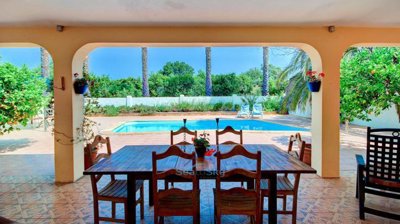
[
  {"xmin": 307, "ymin": 81, "xmax": 321, "ymax": 92},
  {"xmin": 195, "ymin": 145, "xmax": 207, "ymax": 158},
  {"xmin": 73, "ymin": 82, "xmax": 89, "ymax": 94}
]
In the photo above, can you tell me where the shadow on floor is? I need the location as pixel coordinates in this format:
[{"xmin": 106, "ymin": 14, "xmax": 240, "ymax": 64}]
[{"xmin": 0, "ymin": 138, "xmax": 36, "ymax": 153}]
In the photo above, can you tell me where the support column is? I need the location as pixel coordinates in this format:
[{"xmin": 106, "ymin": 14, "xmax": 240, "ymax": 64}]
[
  {"xmin": 53, "ymin": 51, "xmax": 85, "ymax": 182},
  {"xmin": 310, "ymin": 47, "xmax": 342, "ymax": 178}
]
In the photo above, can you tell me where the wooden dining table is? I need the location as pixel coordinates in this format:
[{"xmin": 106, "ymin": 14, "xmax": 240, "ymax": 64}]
[{"xmin": 83, "ymin": 144, "xmax": 316, "ymax": 224}]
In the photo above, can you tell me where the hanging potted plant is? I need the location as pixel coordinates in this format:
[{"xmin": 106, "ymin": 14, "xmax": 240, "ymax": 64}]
[
  {"xmin": 306, "ymin": 70, "xmax": 325, "ymax": 92},
  {"xmin": 192, "ymin": 132, "xmax": 210, "ymax": 158},
  {"xmin": 73, "ymin": 77, "xmax": 89, "ymax": 94}
]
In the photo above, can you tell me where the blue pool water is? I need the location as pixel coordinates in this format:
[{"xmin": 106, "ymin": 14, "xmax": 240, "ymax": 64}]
[{"xmin": 113, "ymin": 119, "xmax": 308, "ymax": 133}]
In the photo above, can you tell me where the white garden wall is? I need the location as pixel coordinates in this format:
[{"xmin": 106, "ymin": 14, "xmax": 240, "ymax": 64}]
[
  {"xmin": 93, "ymin": 95, "xmax": 246, "ymax": 107},
  {"xmin": 289, "ymin": 103, "xmax": 400, "ymax": 128}
]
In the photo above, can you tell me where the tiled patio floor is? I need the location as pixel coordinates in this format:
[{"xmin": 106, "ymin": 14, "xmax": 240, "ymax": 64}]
[{"xmin": 0, "ymin": 115, "xmax": 399, "ymax": 223}]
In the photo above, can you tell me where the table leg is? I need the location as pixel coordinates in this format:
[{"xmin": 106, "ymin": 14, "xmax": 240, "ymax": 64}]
[
  {"xmin": 149, "ymin": 179, "xmax": 154, "ymax": 206},
  {"xmin": 268, "ymin": 173, "xmax": 277, "ymax": 224},
  {"xmin": 127, "ymin": 174, "xmax": 137, "ymax": 224}
]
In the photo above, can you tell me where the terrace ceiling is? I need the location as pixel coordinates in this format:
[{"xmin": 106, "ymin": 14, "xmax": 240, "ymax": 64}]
[{"xmin": 0, "ymin": 0, "xmax": 400, "ymax": 27}]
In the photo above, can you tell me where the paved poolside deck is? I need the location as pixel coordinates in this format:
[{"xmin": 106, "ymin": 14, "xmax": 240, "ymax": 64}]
[{"xmin": 0, "ymin": 115, "xmax": 398, "ymax": 223}]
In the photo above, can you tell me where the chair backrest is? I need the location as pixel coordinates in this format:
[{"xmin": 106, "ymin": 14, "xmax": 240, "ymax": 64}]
[
  {"xmin": 253, "ymin": 103, "xmax": 263, "ymax": 112},
  {"xmin": 84, "ymin": 135, "xmax": 112, "ymax": 168},
  {"xmin": 286, "ymin": 134, "xmax": 307, "ymax": 189},
  {"xmin": 216, "ymin": 126, "xmax": 243, "ymax": 146},
  {"xmin": 87, "ymin": 135, "xmax": 114, "ymax": 197},
  {"xmin": 152, "ymin": 145, "xmax": 198, "ymax": 203},
  {"xmin": 241, "ymin": 104, "xmax": 250, "ymax": 112},
  {"xmin": 170, "ymin": 126, "xmax": 197, "ymax": 145},
  {"xmin": 215, "ymin": 144, "xmax": 261, "ymax": 196},
  {"xmin": 366, "ymin": 127, "xmax": 400, "ymax": 187}
]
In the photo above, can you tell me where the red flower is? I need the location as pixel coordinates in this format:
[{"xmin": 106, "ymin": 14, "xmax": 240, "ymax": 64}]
[{"xmin": 319, "ymin": 72, "xmax": 325, "ymax": 77}]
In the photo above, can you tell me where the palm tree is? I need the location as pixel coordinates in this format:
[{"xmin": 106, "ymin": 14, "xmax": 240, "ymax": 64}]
[
  {"xmin": 40, "ymin": 48, "xmax": 50, "ymax": 78},
  {"xmin": 262, "ymin": 47, "xmax": 269, "ymax": 96},
  {"xmin": 83, "ymin": 56, "xmax": 89, "ymax": 78},
  {"xmin": 142, "ymin": 47, "xmax": 150, "ymax": 97},
  {"xmin": 205, "ymin": 47, "xmax": 212, "ymax": 96},
  {"xmin": 277, "ymin": 49, "xmax": 312, "ymax": 112}
]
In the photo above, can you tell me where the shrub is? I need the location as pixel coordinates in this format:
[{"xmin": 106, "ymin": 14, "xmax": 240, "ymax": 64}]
[
  {"xmin": 103, "ymin": 106, "xmax": 120, "ymax": 116},
  {"xmin": 213, "ymin": 102, "xmax": 223, "ymax": 111},
  {"xmin": 0, "ymin": 63, "xmax": 46, "ymax": 134},
  {"xmin": 262, "ymin": 96, "xmax": 282, "ymax": 112}
]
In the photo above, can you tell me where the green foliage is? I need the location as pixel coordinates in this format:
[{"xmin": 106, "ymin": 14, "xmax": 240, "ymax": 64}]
[
  {"xmin": 160, "ymin": 61, "xmax": 194, "ymax": 76},
  {"xmin": 88, "ymin": 61, "xmax": 284, "ymax": 98},
  {"xmin": 88, "ymin": 75, "xmax": 142, "ymax": 97},
  {"xmin": 262, "ymin": 96, "xmax": 282, "ymax": 113},
  {"xmin": 0, "ymin": 63, "xmax": 46, "ymax": 134},
  {"xmin": 277, "ymin": 50, "xmax": 311, "ymax": 111},
  {"xmin": 164, "ymin": 74, "xmax": 195, "ymax": 96},
  {"xmin": 340, "ymin": 47, "xmax": 400, "ymax": 122},
  {"xmin": 212, "ymin": 73, "xmax": 240, "ymax": 96},
  {"xmin": 103, "ymin": 106, "xmax": 120, "ymax": 116},
  {"xmin": 241, "ymin": 95, "xmax": 261, "ymax": 112}
]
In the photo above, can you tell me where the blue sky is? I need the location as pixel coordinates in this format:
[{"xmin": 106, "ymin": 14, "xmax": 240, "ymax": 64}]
[{"xmin": 0, "ymin": 47, "xmax": 294, "ymax": 79}]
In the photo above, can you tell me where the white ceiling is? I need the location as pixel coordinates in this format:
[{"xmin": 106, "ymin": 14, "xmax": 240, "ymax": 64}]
[{"xmin": 1, "ymin": 0, "xmax": 400, "ymax": 27}]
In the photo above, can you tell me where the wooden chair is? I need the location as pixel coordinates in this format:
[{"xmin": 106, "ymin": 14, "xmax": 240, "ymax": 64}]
[
  {"xmin": 170, "ymin": 126, "xmax": 197, "ymax": 145},
  {"xmin": 216, "ymin": 126, "xmax": 243, "ymax": 146},
  {"xmin": 293, "ymin": 133, "xmax": 312, "ymax": 166},
  {"xmin": 87, "ymin": 135, "xmax": 145, "ymax": 224},
  {"xmin": 356, "ymin": 127, "xmax": 400, "ymax": 221},
  {"xmin": 84, "ymin": 135, "xmax": 113, "ymax": 169},
  {"xmin": 214, "ymin": 144, "xmax": 261, "ymax": 224},
  {"xmin": 152, "ymin": 145, "xmax": 200, "ymax": 224},
  {"xmin": 260, "ymin": 135, "xmax": 307, "ymax": 224}
]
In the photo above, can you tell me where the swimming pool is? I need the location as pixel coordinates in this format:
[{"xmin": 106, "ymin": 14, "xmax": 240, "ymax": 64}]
[{"xmin": 113, "ymin": 119, "xmax": 308, "ymax": 133}]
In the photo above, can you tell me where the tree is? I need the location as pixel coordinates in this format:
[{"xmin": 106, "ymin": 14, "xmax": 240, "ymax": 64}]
[
  {"xmin": 142, "ymin": 47, "xmax": 150, "ymax": 97},
  {"xmin": 262, "ymin": 47, "xmax": 269, "ymax": 96},
  {"xmin": 82, "ymin": 56, "xmax": 89, "ymax": 78},
  {"xmin": 212, "ymin": 73, "xmax": 240, "ymax": 96},
  {"xmin": 277, "ymin": 49, "xmax": 312, "ymax": 112},
  {"xmin": 340, "ymin": 47, "xmax": 400, "ymax": 123},
  {"xmin": 149, "ymin": 72, "xmax": 168, "ymax": 97},
  {"xmin": 164, "ymin": 74, "xmax": 195, "ymax": 96},
  {"xmin": 205, "ymin": 47, "xmax": 212, "ymax": 96},
  {"xmin": 0, "ymin": 63, "xmax": 46, "ymax": 134},
  {"xmin": 160, "ymin": 61, "xmax": 194, "ymax": 76}
]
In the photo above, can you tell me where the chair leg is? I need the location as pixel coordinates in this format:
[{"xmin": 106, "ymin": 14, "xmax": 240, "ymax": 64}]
[
  {"xmin": 292, "ymin": 195, "xmax": 298, "ymax": 224},
  {"xmin": 160, "ymin": 216, "xmax": 165, "ymax": 224},
  {"xmin": 124, "ymin": 202, "xmax": 129, "ymax": 224},
  {"xmin": 93, "ymin": 199, "xmax": 99, "ymax": 224},
  {"xmin": 283, "ymin": 195, "xmax": 287, "ymax": 211},
  {"xmin": 355, "ymin": 167, "xmax": 359, "ymax": 199},
  {"xmin": 112, "ymin": 202, "xmax": 116, "ymax": 218},
  {"xmin": 215, "ymin": 211, "xmax": 221, "ymax": 224},
  {"xmin": 359, "ymin": 181, "xmax": 365, "ymax": 220},
  {"xmin": 140, "ymin": 186, "xmax": 144, "ymax": 219}
]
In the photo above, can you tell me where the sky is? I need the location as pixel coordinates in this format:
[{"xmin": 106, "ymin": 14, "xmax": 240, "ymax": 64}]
[{"xmin": 0, "ymin": 46, "xmax": 295, "ymax": 79}]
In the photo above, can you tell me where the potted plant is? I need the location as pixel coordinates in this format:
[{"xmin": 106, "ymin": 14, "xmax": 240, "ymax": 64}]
[
  {"xmin": 192, "ymin": 132, "xmax": 210, "ymax": 158},
  {"xmin": 306, "ymin": 70, "xmax": 325, "ymax": 92},
  {"xmin": 73, "ymin": 77, "xmax": 89, "ymax": 94}
]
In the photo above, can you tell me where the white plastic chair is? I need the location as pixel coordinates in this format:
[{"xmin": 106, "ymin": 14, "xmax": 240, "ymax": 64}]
[
  {"xmin": 252, "ymin": 103, "xmax": 264, "ymax": 118},
  {"xmin": 237, "ymin": 104, "xmax": 250, "ymax": 118}
]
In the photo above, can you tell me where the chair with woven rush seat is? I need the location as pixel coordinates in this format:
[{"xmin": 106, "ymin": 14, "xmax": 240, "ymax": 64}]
[
  {"xmin": 216, "ymin": 125, "xmax": 243, "ymax": 146},
  {"xmin": 152, "ymin": 145, "xmax": 200, "ymax": 224},
  {"xmin": 87, "ymin": 135, "xmax": 145, "ymax": 224},
  {"xmin": 355, "ymin": 127, "xmax": 400, "ymax": 221},
  {"xmin": 170, "ymin": 126, "xmax": 198, "ymax": 146},
  {"xmin": 260, "ymin": 135, "xmax": 307, "ymax": 224},
  {"xmin": 214, "ymin": 144, "xmax": 261, "ymax": 224}
]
